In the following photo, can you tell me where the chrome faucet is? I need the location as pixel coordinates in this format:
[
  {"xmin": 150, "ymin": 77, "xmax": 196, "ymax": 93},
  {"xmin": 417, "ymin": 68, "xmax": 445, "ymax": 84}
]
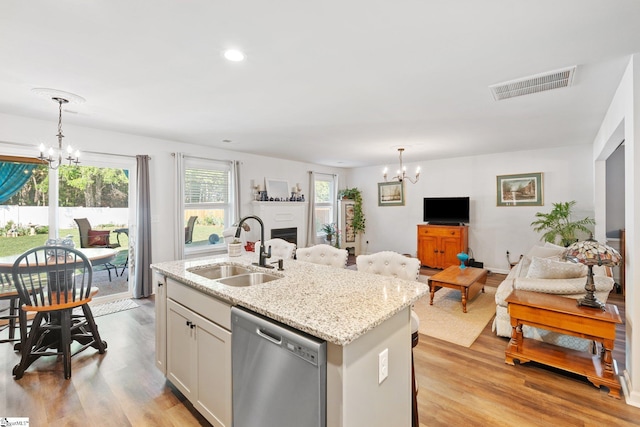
[{"xmin": 235, "ymin": 215, "xmax": 273, "ymax": 268}]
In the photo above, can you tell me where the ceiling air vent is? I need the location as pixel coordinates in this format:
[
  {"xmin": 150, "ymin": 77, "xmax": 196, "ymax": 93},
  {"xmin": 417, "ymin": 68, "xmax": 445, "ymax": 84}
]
[{"xmin": 489, "ymin": 66, "xmax": 576, "ymax": 101}]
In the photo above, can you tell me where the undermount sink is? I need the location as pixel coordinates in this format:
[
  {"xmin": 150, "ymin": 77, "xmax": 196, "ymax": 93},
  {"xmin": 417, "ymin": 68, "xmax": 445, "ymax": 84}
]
[
  {"xmin": 188, "ymin": 264, "xmax": 253, "ymax": 280},
  {"xmin": 217, "ymin": 272, "xmax": 282, "ymax": 287}
]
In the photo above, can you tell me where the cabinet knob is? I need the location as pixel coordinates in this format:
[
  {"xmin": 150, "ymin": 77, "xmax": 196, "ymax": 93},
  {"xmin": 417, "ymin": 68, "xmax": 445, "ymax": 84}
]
[
  {"xmin": 186, "ymin": 320, "xmax": 192, "ymax": 326},
  {"xmin": 190, "ymin": 323, "xmax": 196, "ymax": 329},
  {"xmin": 433, "ymin": 250, "xmax": 438, "ymax": 253},
  {"xmin": 440, "ymin": 251, "xmax": 445, "ymax": 254}
]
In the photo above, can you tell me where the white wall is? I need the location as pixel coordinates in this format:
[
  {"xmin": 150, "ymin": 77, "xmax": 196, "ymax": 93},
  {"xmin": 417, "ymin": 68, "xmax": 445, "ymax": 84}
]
[
  {"xmin": 0, "ymin": 113, "xmax": 345, "ymax": 265},
  {"xmin": 592, "ymin": 54, "xmax": 640, "ymax": 407},
  {"xmin": 344, "ymin": 146, "xmax": 595, "ymax": 273}
]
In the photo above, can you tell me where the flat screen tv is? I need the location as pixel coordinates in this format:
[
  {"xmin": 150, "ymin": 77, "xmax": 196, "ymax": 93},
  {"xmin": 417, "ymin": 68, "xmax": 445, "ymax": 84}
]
[{"xmin": 423, "ymin": 197, "xmax": 469, "ymax": 224}]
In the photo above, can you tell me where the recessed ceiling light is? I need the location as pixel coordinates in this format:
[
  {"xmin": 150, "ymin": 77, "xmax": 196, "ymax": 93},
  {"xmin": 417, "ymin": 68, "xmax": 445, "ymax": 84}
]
[{"xmin": 223, "ymin": 49, "xmax": 245, "ymax": 62}]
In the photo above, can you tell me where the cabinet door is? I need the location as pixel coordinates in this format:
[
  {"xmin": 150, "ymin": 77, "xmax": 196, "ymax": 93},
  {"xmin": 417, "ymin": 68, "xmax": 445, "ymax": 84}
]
[
  {"xmin": 418, "ymin": 235, "xmax": 440, "ymax": 268},
  {"xmin": 441, "ymin": 237, "xmax": 462, "ymax": 268},
  {"xmin": 195, "ymin": 314, "xmax": 232, "ymax": 427},
  {"xmin": 167, "ymin": 299, "xmax": 197, "ymax": 400},
  {"xmin": 154, "ymin": 272, "xmax": 167, "ymax": 374}
]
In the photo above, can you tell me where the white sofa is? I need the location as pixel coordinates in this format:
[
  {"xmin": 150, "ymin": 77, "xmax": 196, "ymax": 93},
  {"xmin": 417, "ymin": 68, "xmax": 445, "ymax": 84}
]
[{"xmin": 493, "ymin": 243, "xmax": 615, "ymax": 352}]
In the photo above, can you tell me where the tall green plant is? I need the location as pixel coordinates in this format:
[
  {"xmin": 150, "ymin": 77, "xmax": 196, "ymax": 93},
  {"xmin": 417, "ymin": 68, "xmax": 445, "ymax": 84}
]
[
  {"xmin": 337, "ymin": 187, "xmax": 366, "ymax": 233},
  {"xmin": 530, "ymin": 201, "xmax": 595, "ymax": 246}
]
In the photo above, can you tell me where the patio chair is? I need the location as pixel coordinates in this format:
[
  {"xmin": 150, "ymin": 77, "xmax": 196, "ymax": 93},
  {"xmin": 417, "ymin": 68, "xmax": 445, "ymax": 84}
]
[
  {"xmin": 185, "ymin": 216, "xmax": 197, "ymax": 244},
  {"xmin": 74, "ymin": 218, "xmax": 120, "ymax": 249},
  {"xmin": 73, "ymin": 218, "xmax": 120, "ymax": 280}
]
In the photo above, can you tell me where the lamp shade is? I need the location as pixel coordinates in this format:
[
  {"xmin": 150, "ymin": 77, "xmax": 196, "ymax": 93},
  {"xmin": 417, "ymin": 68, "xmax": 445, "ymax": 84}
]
[{"xmin": 563, "ymin": 238, "xmax": 621, "ymax": 266}]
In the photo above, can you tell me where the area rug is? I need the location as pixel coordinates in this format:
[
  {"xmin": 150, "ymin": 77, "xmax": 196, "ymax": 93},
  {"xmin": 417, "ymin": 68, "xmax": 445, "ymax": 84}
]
[
  {"xmin": 413, "ymin": 286, "xmax": 496, "ymax": 348},
  {"xmin": 74, "ymin": 298, "xmax": 139, "ymax": 318}
]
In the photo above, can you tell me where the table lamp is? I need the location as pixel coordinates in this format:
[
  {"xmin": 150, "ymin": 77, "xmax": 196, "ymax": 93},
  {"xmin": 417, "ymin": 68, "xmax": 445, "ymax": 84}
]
[{"xmin": 563, "ymin": 237, "xmax": 621, "ymax": 309}]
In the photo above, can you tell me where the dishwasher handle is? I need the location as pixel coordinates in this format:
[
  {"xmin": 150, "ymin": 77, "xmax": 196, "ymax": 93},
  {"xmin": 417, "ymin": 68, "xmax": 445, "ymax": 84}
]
[{"xmin": 256, "ymin": 327, "xmax": 283, "ymax": 345}]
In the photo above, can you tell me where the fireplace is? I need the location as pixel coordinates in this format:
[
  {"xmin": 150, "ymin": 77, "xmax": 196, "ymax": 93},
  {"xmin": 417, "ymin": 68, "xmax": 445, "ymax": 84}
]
[
  {"xmin": 251, "ymin": 201, "xmax": 307, "ymax": 247},
  {"xmin": 271, "ymin": 227, "xmax": 297, "ymax": 246}
]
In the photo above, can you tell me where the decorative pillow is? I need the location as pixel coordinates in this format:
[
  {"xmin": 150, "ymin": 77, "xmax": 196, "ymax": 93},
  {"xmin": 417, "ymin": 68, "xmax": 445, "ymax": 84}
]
[
  {"xmin": 526, "ymin": 256, "xmax": 587, "ymax": 279},
  {"xmin": 88, "ymin": 230, "xmax": 110, "ymax": 246},
  {"xmin": 526, "ymin": 245, "xmax": 565, "ymax": 259},
  {"xmin": 544, "ymin": 242, "xmax": 566, "ymax": 251}
]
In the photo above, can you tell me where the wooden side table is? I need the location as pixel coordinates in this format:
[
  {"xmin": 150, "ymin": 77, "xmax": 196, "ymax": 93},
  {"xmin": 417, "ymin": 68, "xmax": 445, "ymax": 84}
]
[{"xmin": 505, "ymin": 290, "xmax": 622, "ymax": 398}]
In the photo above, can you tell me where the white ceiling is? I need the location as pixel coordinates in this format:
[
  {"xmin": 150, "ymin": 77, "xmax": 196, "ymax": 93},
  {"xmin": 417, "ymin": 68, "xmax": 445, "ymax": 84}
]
[{"xmin": 1, "ymin": 0, "xmax": 639, "ymax": 168}]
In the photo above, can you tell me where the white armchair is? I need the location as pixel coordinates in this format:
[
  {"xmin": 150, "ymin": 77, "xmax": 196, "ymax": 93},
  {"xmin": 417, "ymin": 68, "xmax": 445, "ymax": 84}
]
[
  {"xmin": 255, "ymin": 238, "xmax": 296, "ymax": 259},
  {"xmin": 296, "ymin": 244, "xmax": 348, "ymax": 268}
]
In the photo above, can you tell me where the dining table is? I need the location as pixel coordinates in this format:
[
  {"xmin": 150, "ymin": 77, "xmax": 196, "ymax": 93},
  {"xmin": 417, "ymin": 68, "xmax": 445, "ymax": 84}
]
[{"xmin": 0, "ymin": 247, "xmax": 118, "ymax": 274}]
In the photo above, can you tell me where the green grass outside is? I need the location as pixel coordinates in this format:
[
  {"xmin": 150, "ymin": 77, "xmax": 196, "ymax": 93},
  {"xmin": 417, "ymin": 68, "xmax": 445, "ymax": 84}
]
[
  {"xmin": 0, "ymin": 226, "xmax": 129, "ymax": 257},
  {"xmin": 0, "ymin": 223, "xmax": 228, "ymax": 257}
]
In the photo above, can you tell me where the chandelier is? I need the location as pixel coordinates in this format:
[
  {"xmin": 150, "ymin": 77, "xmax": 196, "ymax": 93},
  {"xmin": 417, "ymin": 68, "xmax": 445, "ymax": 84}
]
[
  {"xmin": 383, "ymin": 148, "xmax": 420, "ymax": 184},
  {"xmin": 38, "ymin": 97, "xmax": 80, "ymax": 169}
]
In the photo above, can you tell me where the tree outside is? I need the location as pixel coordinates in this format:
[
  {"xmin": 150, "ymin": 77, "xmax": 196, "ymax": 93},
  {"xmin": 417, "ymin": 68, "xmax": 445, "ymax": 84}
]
[
  {"xmin": 1, "ymin": 164, "xmax": 130, "ymax": 255},
  {"xmin": 4, "ymin": 164, "xmax": 129, "ymax": 208}
]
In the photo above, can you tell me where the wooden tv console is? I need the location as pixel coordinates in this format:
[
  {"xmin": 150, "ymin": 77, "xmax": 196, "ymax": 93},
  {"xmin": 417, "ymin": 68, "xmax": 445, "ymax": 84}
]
[{"xmin": 417, "ymin": 224, "xmax": 468, "ymax": 269}]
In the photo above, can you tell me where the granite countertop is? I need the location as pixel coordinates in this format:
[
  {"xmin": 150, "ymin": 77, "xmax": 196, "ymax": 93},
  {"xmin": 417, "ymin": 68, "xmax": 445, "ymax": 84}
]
[{"xmin": 151, "ymin": 253, "xmax": 429, "ymax": 346}]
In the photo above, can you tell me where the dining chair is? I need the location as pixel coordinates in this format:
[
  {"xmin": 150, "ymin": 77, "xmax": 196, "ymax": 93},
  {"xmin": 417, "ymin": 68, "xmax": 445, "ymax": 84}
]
[
  {"xmin": 0, "ymin": 272, "xmax": 27, "ymax": 351},
  {"xmin": 356, "ymin": 251, "xmax": 422, "ymax": 427},
  {"xmin": 254, "ymin": 238, "xmax": 296, "ymax": 259},
  {"xmin": 296, "ymin": 244, "xmax": 348, "ymax": 268},
  {"xmin": 11, "ymin": 245, "xmax": 107, "ymax": 380}
]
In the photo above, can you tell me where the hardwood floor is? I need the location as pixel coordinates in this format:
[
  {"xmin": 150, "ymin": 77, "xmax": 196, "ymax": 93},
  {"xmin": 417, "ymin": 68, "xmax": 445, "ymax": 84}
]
[{"xmin": 0, "ymin": 273, "xmax": 638, "ymax": 426}]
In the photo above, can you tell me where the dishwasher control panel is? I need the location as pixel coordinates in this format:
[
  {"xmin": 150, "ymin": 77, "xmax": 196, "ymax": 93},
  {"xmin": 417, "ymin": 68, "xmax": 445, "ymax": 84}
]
[{"xmin": 285, "ymin": 340, "xmax": 318, "ymax": 365}]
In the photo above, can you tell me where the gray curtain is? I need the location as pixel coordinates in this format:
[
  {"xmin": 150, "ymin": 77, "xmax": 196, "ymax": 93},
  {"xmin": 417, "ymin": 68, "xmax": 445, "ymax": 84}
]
[
  {"xmin": 133, "ymin": 155, "xmax": 152, "ymax": 298},
  {"xmin": 233, "ymin": 160, "xmax": 241, "ymax": 220},
  {"xmin": 306, "ymin": 171, "xmax": 316, "ymax": 247},
  {"xmin": 173, "ymin": 153, "xmax": 185, "ymax": 260}
]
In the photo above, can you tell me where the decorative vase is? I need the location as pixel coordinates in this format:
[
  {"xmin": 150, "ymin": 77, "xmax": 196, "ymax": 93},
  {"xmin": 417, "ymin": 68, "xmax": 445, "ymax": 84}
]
[
  {"xmin": 457, "ymin": 252, "xmax": 469, "ymax": 269},
  {"xmin": 228, "ymin": 242, "xmax": 243, "ymax": 257}
]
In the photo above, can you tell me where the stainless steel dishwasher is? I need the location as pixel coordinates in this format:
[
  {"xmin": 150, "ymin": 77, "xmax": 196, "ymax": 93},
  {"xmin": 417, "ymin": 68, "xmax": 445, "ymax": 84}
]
[{"xmin": 231, "ymin": 306, "xmax": 326, "ymax": 427}]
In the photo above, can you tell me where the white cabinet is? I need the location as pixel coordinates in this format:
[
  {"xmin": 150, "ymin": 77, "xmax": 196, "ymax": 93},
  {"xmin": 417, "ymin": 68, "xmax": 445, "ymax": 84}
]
[
  {"xmin": 165, "ymin": 279, "xmax": 232, "ymax": 427},
  {"xmin": 154, "ymin": 271, "xmax": 167, "ymax": 374}
]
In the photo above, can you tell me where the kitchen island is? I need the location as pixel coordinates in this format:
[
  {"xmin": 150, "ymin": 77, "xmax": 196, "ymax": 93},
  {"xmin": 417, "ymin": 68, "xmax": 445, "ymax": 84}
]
[{"xmin": 152, "ymin": 253, "xmax": 429, "ymax": 427}]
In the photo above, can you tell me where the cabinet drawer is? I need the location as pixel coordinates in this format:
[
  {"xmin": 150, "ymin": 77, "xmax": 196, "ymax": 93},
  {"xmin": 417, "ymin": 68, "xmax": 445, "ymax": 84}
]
[
  {"xmin": 418, "ymin": 226, "xmax": 461, "ymax": 238},
  {"xmin": 167, "ymin": 278, "xmax": 231, "ymax": 330}
]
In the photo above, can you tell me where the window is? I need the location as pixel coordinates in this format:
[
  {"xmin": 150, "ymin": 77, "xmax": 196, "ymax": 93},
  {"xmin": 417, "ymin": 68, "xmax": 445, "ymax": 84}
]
[
  {"xmin": 314, "ymin": 174, "xmax": 336, "ymax": 235},
  {"xmin": 183, "ymin": 157, "xmax": 234, "ymax": 254}
]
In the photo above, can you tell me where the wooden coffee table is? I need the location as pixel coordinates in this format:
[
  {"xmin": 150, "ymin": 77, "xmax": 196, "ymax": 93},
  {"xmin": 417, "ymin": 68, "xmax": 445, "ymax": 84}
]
[{"xmin": 428, "ymin": 265, "xmax": 488, "ymax": 313}]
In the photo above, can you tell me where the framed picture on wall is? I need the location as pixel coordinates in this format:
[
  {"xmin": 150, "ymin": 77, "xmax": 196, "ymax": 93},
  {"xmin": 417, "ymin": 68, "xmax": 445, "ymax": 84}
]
[
  {"xmin": 496, "ymin": 172, "xmax": 543, "ymax": 206},
  {"xmin": 378, "ymin": 181, "xmax": 405, "ymax": 206}
]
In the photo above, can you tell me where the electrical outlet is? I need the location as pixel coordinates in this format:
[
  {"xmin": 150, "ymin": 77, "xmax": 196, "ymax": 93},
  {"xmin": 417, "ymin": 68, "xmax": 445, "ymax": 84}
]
[{"xmin": 378, "ymin": 348, "xmax": 388, "ymax": 384}]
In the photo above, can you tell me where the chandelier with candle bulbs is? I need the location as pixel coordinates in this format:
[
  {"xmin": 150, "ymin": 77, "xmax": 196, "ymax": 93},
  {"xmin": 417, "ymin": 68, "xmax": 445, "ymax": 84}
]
[
  {"xmin": 38, "ymin": 97, "xmax": 80, "ymax": 169},
  {"xmin": 383, "ymin": 148, "xmax": 420, "ymax": 184}
]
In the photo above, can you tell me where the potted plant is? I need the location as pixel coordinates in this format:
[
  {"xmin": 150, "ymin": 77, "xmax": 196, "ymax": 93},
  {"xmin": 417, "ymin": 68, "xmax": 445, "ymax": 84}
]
[
  {"xmin": 321, "ymin": 223, "xmax": 336, "ymax": 243},
  {"xmin": 530, "ymin": 201, "xmax": 595, "ymax": 247},
  {"xmin": 337, "ymin": 187, "xmax": 366, "ymax": 234}
]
